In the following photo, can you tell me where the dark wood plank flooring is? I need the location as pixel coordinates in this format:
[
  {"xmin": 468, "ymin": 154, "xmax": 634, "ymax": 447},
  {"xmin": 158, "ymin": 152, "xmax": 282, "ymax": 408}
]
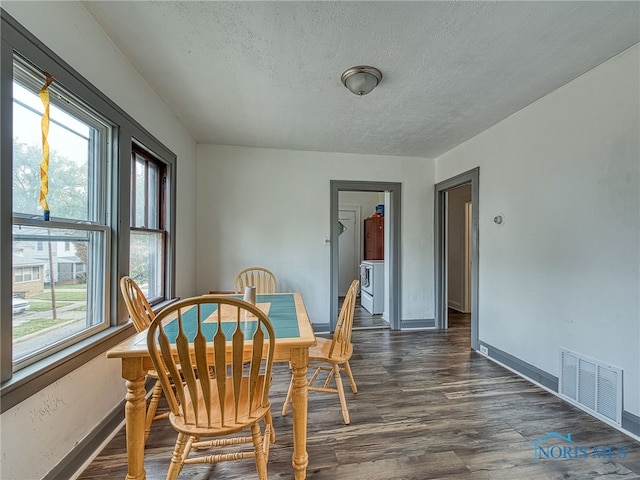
[
  {"xmin": 351, "ymin": 296, "xmax": 390, "ymax": 330},
  {"xmin": 79, "ymin": 310, "xmax": 639, "ymax": 479}
]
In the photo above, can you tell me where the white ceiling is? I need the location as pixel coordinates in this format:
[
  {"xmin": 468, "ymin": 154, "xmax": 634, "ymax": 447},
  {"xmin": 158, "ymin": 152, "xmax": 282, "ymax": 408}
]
[{"xmin": 82, "ymin": 1, "xmax": 639, "ymax": 159}]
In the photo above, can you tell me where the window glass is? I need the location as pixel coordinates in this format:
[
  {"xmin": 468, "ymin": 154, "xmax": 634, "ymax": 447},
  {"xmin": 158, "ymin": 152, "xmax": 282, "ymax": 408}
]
[
  {"xmin": 130, "ymin": 148, "xmax": 166, "ymax": 303},
  {"xmin": 130, "ymin": 230, "xmax": 164, "ymax": 300},
  {"xmin": 11, "ymin": 56, "xmax": 110, "ymax": 369},
  {"xmin": 134, "ymin": 156, "xmax": 146, "ymax": 227},
  {"xmin": 147, "ymin": 163, "xmax": 159, "ymax": 229},
  {"xmin": 12, "ymin": 226, "xmax": 106, "ymax": 365},
  {"xmin": 12, "ymin": 82, "xmax": 93, "ymax": 221}
]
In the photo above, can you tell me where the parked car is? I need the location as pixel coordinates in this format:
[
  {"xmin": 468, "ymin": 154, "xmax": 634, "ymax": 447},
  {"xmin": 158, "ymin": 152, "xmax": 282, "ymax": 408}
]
[{"xmin": 12, "ymin": 297, "xmax": 29, "ymax": 315}]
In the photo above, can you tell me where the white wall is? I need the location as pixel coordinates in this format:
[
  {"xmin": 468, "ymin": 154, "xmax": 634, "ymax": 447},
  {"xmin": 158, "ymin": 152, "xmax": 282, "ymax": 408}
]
[
  {"xmin": 196, "ymin": 145, "xmax": 435, "ymax": 324},
  {"xmin": 340, "ymin": 191, "xmax": 385, "ymax": 220},
  {"xmin": 436, "ymin": 45, "xmax": 640, "ymax": 417},
  {"xmin": 1, "ymin": 2, "xmax": 198, "ymax": 479}
]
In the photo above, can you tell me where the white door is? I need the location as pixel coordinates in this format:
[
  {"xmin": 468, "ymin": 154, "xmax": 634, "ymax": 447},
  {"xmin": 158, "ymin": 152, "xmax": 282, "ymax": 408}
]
[{"xmin": 338, "ymin": 210, "xmax": 357, "ymax": 296}]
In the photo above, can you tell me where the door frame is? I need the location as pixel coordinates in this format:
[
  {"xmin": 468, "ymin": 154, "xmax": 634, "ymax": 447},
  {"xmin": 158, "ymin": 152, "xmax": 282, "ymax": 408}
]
[
  {"xmin": 330, "ymin": 180, "xmax": 401, "ymax": 331},
  {"xmin": 464, "ymin": 200, "xmax": 472, "ymax": 313},
  {"xmin": 434, "ymin": 168, "xmax": 479, "ymax": 349}
]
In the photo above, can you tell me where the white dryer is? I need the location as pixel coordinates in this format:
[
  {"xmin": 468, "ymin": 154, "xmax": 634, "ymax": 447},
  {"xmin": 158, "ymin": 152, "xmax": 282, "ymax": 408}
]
[{"xmin": 360, "ymin": 260, "xmax": 384, "ymax": 315}]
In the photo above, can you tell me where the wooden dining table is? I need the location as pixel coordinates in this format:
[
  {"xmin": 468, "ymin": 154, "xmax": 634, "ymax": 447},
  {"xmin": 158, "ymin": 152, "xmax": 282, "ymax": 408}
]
[{"xmin": 107, "ymin": 292, "xmax": 317, "ymax": 480}]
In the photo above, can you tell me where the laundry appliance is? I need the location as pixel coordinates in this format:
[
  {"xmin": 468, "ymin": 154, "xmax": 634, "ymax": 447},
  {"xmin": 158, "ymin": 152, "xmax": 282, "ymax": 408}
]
[{"xmin": 360, "ymin": 260, "xmax": 384, "ymax": 315}]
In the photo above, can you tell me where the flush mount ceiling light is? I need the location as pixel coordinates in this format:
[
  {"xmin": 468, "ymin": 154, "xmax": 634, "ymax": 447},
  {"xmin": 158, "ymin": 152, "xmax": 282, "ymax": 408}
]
[{"xmin": 341, "ymin": 66, "xmax": 382, "ymax": 96}]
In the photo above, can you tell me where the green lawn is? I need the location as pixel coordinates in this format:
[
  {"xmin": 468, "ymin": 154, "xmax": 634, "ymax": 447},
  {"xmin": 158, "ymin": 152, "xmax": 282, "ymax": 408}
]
[
  {"xmin": 58, "ymin": 284, "xmax": 87, "ymax": 290},
  {"xmin": 13, "ymin": 318, "xmax": 69, "ymax": 339},
  {"xmin": 32, "ymin": 291, "xmax": 87, "ymax": 301}
]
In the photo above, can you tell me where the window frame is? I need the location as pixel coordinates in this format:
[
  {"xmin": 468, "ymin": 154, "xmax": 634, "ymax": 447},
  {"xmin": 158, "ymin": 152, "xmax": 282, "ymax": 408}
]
[
  {"xmin": 11, "ymin": 55, "xmax": 114, "ymax": 370},
  {"xmin": 129, "ymin": 145, "xmax": 168, "ymax": 305},
  {"xmin": 0, "ymin": 9, "xmax": 177, "ymax": 412}
]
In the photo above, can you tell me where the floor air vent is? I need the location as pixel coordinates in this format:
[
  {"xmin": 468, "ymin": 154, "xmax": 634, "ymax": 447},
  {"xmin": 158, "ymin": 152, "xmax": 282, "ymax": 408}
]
[{"xmin": 559, "ymin": 348, "xmax": 622, "ymax": 425}]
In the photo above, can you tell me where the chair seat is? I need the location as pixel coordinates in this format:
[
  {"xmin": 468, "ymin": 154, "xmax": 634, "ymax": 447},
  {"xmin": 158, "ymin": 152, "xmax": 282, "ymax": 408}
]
[
  {"xmin": 309, "ymin": 337, "xmax": 353, "ymax": 364},
  {"xmin": 170, "ymin": 375, "xmax": 270, "ymax": 437}
]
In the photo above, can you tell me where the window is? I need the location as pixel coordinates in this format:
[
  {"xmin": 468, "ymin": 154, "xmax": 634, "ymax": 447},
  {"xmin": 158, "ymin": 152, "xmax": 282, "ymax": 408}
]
[
  {"xmin": 1, "ymin": 11, "xmax": 176, "ymax": 409},
  {"xmin": 11, "ymin": 56, "xmax": 111, "ymax": 369},
  {"xmin": 130, "ymin": 147, "xmax": 166, "ymax": 304},
  {"xmin": 14, "ymin": 266, "xmax": 41, "ymax": 283}
]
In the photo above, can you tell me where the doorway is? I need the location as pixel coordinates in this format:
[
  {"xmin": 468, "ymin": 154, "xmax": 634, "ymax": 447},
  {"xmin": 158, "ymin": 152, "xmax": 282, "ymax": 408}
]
[
  {"xmin": 330, "ymin": 181, "xmax": 401, "ymax": 331},
  {"xmin": 434, "ymin": 168, "xmax": 479, "ymax": 350},
  {"xmin": 446, "ymin": 185, "xmax": 472, "ymax": 313},
  {"xmin": 338, "ymin": 207, "xmax": 360, "ymax": 296}
]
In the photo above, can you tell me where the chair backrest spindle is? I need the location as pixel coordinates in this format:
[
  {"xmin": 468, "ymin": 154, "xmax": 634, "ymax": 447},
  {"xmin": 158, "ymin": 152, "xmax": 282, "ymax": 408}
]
[
  {"xmin": 120, "ymin": 276, "xmax": 155, "ymax": 332},
  {"xmin": 148, "ymin": 296, "xmax": 275, "ymax": 430},
  {"xmin": 234, "ymin": 267, "xmax": 277, "ymax": 294}
]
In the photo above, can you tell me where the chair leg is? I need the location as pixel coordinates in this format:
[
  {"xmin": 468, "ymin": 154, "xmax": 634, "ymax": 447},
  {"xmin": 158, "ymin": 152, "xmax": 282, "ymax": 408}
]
[
  {"xmin": 264, "ymin": 376, "xmax": 276, "ymax": 443},
  {"xmin": 282, "ymin": 374, "xmax": 294, "ymax": 416},
  {"xmin": 251, "ymin": 422, "xmax": 268, "ymax": 480},
  {"xmin": 145, "ymin": 380, "xmax": 163, "ymax": 442},
  {"xmin": 166, "ymin": 432, "xmax": 188, "ymax": 480},
  {"xmin": 333, "ymin": 364, "xmax": 350, "ymax": 425},
  {"xmin": 344, "ymin": 360, "xmax": 358, "ymax": 394},
  {"xmin": 264, "ymin": 410, "xmax": 276, "ymax": 444}
]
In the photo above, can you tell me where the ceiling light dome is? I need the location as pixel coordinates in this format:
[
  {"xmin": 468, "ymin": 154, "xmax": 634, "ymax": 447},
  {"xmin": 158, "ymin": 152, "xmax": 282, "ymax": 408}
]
[{"xmin": 341, "ymin": 66, "xmax": 382, "ymax": 96}]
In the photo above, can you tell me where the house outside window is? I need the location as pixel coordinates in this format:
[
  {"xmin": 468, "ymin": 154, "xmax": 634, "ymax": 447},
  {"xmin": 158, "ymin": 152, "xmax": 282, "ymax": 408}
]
[{"xmin": 14, "ymin": 265, "xmax": 41, "ymax": 283}]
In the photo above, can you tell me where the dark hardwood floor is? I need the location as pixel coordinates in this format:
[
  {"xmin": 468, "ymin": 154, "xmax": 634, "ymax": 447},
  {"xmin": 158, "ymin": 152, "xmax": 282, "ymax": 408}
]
[
  {"xmin": 79, "ymin": 309, "xmax": 639, "ymax": 479},
  {"xmin": 351, "ymin": 296, "xmax": 390, "ymax": 330}
]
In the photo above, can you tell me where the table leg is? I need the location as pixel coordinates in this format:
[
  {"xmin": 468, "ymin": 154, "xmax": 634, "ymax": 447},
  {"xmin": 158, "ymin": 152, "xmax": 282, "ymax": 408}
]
[
  {"xmin": 122, "ymin": 358, "xmax": 147, "ymax": 480},
  {"xmin": 290, "ymin": 347, "xmax": 309, "ymax": 480}
]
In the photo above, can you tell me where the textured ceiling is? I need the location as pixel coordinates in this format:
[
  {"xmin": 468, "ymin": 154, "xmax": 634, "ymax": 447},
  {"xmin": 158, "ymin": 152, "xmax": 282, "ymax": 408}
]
[{"xmin": 82, "ymin": 1, "xmax": 639, "ymax": 158}]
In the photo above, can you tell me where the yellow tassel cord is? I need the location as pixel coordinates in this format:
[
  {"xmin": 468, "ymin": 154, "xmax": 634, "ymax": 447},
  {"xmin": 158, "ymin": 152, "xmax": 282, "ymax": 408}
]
[{"xmin": 38, "ymin": 74, "xmax": 54, "ymax": 220}]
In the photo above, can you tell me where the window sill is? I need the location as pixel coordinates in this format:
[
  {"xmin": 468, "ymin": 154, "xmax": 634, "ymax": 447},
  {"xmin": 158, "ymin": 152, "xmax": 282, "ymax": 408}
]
[
  {"xmin": 0, "ymin": 323, "xmax": 136, "ymax": 414},
  {"xmin": 152, "ymin": 296, "xmax": 180, "ymax": 312}
]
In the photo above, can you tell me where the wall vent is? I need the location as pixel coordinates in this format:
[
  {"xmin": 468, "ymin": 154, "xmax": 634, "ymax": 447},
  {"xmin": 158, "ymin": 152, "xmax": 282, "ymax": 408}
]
[{"xmin": 559, "ymin": 348, "xmax": 622, "ymax": 425}]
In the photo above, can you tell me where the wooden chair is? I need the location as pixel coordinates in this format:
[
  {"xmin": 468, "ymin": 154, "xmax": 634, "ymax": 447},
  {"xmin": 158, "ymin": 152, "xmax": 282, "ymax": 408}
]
[
  {"xmin": 234, "ymin": 267, "xmax": 277, "ymax": 294},
  {"xmin": 120, "ymin": 276, "xmax": 169, "ymax": 442},
  {"xmin": 232, "ymin": 267, "xmax": 277, "ymax": 439},
  {"xmin": 282, "ymin": 279, "xmax": 360, "ymax": 424},
  {"xmin": 147, "ymin": 295, "xmax": 276, "ymax": 480}
]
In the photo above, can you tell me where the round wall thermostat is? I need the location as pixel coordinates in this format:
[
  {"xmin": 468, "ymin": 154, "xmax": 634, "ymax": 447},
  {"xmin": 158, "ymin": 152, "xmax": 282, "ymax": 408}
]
[{"xmin": 493, "ymin": 214, "xmax": 505, "ymax": 225}]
